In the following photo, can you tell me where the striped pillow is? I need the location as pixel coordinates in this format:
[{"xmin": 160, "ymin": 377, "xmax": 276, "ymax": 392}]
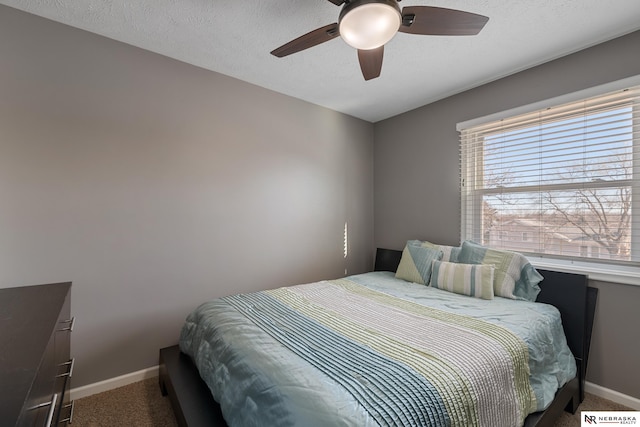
[
  {"xmin": 407, "ymin": 240, "xmax": 461, "ymax": 263},
  {"xmin": 429, "ymin": 260, "xmax": 495, "ymax": 300},
  {"xmin": 457, "ymin": 240, "xmax": 543, "ymax": 301},
  {"xmin": 395, "ymin": 242, "xmax": 443, "ymax": 285}
]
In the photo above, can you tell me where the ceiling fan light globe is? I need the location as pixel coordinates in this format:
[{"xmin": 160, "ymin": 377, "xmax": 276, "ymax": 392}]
[{"xmin": 339, "ymin": 2, "xmax": 401, "ymax": 50}]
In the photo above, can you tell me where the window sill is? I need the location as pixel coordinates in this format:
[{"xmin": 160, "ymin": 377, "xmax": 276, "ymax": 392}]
[{"xmin": 528, "ymin": 256, "xmax": 640, "ymax": 287}]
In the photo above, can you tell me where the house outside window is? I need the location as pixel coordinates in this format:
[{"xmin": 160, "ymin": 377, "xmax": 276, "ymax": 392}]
[{"xmin": 459, "ymin": 83, "xmax": 640, "ymax": 270}]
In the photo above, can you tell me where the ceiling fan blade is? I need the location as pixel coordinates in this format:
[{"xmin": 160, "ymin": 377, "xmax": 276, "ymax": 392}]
[
  {"xmin": 399, "ymin": 6, "xmax": 489, "ymax": 36},
  {"xmin": 326, "ymin": 0, "xmax": 345, "ymax": 5},
  {"xmin": 271, "ymin": 23, "xmax": 339, "ymax": 58},
  {"xmin": 358, "ymin": 46, "xmax": 384, "ymax": 81}
]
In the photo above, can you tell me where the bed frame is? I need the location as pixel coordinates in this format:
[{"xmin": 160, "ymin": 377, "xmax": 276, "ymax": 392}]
[{"xmin": 159, "ymin": 247, "xmax": 598, "ymax": 427}]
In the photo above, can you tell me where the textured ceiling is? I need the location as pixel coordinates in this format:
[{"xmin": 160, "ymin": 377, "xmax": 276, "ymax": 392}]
[{"xmin": 2, "ymin": 0, "xmax": 640, "ymax": 122}]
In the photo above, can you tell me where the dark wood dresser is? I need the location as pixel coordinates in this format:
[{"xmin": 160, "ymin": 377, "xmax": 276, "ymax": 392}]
[{"xmin": 0, "ymin": 282, "xmax": 74, "ymax": 426}]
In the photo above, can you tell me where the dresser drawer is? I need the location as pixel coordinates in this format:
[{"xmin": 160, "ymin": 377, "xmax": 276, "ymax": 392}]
[
  {"xmin": 0, "ymin": 282, "xmax": 73, "ymax": 427},
  {"xmin": 18, "ymin": 332, "xmax": 57, "ymax": 427},
  {"xmin": 54, "ymin": 303, "xmax": 75, "ymax": 426},
  {"xmin": 20, "ymin": 294, "xmax": 73, "ymax": 426}
]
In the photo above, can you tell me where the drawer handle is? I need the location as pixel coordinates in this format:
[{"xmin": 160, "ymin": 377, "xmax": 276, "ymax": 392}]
[
  {"xmin": 29, "ymin": 393, "xmax": 58, "ymax": 427},
  {"xmin": 44, "ymin": 393, "xmax": 58, "ymax": 427},
  {"xmin": 58, "ymin": 317, "xmax": 75, "ymax": 332},
  {"xmin": 59, "ymin": 400, "xmax": 75, "ymax": 424},
  {"xmin": 57, "ymin": 358, "xmax": 75, "ymax": 378}
]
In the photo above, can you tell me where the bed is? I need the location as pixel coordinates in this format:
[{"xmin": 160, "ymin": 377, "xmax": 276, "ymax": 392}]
[{"xmin": 159, "ymin": 247, "xmax": 598, "ymax": 427}]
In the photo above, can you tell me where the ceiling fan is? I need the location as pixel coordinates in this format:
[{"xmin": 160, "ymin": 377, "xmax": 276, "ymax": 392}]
[{"xmin": 270, "ymin": 0, "xmax": 489, "ymax": 80}]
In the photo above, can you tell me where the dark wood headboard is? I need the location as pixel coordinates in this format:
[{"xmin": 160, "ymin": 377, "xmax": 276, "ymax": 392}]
[
  {"xmin": 374, "ymin": 247, "xmax": 403, "ymax": 273},
  {"xmin": 373, "ymin": 247, "xmax": 598, "ymax": 403}
]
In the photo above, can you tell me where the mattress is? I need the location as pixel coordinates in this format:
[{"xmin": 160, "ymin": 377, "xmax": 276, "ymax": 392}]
[{"xmin": 179, "ymin": 271, "xmax": 576, "ymax": 427}]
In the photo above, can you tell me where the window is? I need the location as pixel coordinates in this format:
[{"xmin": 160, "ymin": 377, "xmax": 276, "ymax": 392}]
[{"xmin": 459, "ymin": 84, "xmax": 640, "ymax": 269}]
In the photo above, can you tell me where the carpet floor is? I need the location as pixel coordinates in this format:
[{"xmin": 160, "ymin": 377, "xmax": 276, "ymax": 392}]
[{"xmin": 72, "ymin": 377, "xmax": 632, "ymax": 426}]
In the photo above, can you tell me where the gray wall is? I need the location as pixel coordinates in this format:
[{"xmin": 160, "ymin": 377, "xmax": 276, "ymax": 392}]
[
  {"xmin": 374, "ymin": 30, "xmax": 640, "ymax": 399},
  {"xmin": 0, "ymin": 5, "xmax": 374, "ymax": 387}
]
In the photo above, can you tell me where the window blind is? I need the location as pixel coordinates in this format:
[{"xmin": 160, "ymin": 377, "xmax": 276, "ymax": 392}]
[{"xmin": 459, "ymin": 85, "xmax": 640, "ymax": 265}]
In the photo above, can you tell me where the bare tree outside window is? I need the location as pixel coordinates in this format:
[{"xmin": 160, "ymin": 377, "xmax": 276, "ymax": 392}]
[{"xmin": 543, "ymin": 153, "xmax": 632, "ymax": 260}]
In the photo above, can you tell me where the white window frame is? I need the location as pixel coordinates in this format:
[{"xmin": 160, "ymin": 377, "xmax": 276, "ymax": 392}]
[{"xmin": 458, "ymin": 75, "xmax": 640, "ymax": 286}]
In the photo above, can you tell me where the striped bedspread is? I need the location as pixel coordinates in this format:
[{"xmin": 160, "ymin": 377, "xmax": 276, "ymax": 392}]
[{"xmin": 180, "ymin": 274, "xmax": 563, "ymax": 427}]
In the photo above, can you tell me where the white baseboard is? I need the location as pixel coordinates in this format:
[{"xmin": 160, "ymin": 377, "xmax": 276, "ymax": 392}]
[
  {"xmin": 69, "ymin": 365, "xmax": 159, "ymax": 401},
  {"xmin": 585, "ymin": 381, "xmax": 640, "ymax": 410}
]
